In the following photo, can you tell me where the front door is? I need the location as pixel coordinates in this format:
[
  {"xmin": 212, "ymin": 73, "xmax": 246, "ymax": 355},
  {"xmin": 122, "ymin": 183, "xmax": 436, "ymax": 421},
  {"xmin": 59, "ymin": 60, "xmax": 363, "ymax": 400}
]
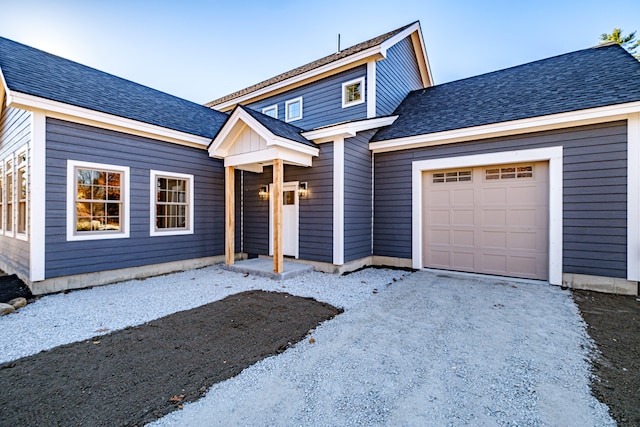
[{"xmin": 269, "ymin": 181, "xmax": 299, "ymax": 258}]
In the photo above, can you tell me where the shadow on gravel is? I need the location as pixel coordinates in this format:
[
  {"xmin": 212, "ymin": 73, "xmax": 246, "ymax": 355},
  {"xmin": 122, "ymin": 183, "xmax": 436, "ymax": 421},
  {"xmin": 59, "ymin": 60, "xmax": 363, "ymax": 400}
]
[
  {"xmin": 0, "ymin": 290, "xmax": 342, "ymax": 426},
  {"xmin": 0, "ymin": 274, "xmax": 33, "ymax": 303}
]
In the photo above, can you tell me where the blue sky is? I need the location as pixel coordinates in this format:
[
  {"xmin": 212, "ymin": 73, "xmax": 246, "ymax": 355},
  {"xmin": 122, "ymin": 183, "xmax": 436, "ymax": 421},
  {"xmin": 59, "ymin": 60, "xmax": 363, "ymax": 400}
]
[{"xmin": 0, "ymin": 1, "xmax": 636, "ymax": 104}]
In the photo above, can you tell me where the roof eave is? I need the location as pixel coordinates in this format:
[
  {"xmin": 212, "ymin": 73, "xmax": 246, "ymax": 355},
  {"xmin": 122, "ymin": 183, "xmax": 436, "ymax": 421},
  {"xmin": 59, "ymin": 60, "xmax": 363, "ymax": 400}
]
[
  {"xmin": 370, "ymin": 101, "xmax": 640, "ymax": 153},
  {"xmin": 210, "ymin": 47, "xmax": 386, "ymax": 112},
  {"xmin": 8, "ymin": 91, "xmax": 212, "ymax": 148}
]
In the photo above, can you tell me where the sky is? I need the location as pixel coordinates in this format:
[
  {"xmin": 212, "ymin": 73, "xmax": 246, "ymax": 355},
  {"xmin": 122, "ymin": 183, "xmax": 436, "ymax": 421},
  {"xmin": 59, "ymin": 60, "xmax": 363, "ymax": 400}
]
[{"xmin": 0, "ymin": 0, "xmax": 636, "ymax": 104}]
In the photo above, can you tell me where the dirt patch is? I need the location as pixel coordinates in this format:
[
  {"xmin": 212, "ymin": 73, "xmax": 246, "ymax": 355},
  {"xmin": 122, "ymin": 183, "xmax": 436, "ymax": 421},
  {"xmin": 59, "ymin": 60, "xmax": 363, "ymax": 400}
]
[
  {"xmin": 0, "ymin": 290, "xmax": 342, "ymax": 426},
  {"xmin": 572, "ymin": 290, "xmax": 640, "ymax": 426}
]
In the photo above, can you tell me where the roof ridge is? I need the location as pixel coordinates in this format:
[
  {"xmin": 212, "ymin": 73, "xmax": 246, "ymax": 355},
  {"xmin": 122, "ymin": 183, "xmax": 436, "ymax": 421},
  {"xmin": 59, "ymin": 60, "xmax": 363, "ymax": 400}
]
[{"xmin": 205, "ymin": 21, "xmax": 418, "ymax": 108}]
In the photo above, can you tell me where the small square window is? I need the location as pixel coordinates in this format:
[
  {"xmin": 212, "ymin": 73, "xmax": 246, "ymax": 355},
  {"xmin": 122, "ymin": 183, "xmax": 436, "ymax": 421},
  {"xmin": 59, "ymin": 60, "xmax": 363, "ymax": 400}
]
[
  {"xmin": 262, "ymin": 104, "xmax": 278, "ymax": 119},
  {"xmin": 342, "ymin": 77, "xmax": 365, "ymax": 108},
  {"xmin": 285, "ymin": 97, "xmax": 303, "ymax": 122}
]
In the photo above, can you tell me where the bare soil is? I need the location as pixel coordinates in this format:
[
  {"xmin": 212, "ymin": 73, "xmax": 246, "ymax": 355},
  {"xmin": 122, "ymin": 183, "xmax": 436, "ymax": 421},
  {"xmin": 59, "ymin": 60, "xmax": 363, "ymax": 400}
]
[
  {"xmin": 0, "ymin": 290, "xmax": 341, "ymax": 426},
  {"xmin": 572, "ymin": 290, "xmax": 640, "ymax": 426}
]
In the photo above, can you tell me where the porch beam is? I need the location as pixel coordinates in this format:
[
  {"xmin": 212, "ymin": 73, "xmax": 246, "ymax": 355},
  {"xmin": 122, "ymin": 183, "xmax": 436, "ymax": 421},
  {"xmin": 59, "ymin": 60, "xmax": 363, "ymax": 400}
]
[
  {"xmin": 225, "ymin": 166, "xmax": 235, "ymax": 265},
  {"xmin": 273, "ymin": 159, "xmax": 284, "ymax": 273}
]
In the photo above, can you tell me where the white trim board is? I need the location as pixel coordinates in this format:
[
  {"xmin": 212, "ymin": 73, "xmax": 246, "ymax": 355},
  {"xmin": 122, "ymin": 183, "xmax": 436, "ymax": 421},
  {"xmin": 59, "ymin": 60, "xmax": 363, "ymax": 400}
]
[
  {"xmin": 333, "ymin": 137, "xmax": 345, "ymax": 265},
  {"xmin": 7, "ymin": 91, "xmax": 212, "ymax": 149},
  {"xmin": 627, "ymin": 113, "xmax": 640, "ymax": 281},
  {"xmin": 371, "ymin": 102, "xmax": 640, "ymax": 154},
  {"xmin": 411, "ymin": 146, "xmax": 563, "ymax": 285},
  {"xmin": 29, "ymin": 112, "xmax": 46, "ymax": 281}
]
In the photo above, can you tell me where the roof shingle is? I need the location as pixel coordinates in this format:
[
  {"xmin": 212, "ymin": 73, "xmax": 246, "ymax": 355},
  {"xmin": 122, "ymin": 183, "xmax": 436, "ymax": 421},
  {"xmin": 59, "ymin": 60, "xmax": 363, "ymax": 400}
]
[
  {"xmin": 372, "ymin": 44, "xmax": 640, "ymax": 142},
  {"xmin": 0, "ymin": 37, "xmax": 227, "ymax": 139}
]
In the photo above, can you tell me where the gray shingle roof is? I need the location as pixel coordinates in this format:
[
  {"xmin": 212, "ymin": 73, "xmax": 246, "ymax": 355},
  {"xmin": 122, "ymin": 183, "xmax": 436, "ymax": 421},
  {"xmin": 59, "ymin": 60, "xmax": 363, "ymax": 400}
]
[
  {"xmin": 206, "ymin": 22, "xmax": 417, "ymax": 108},
  {"xmin": 372, "ymin": 43, "xmax": 640, "ymax": 142},
  {"xmin": 241, "ymin": 106, "xmax": 316, "ymax": 147},
  {"xmin": 0, "ymin": 36, "xmax": 227, "ymax": 139}
]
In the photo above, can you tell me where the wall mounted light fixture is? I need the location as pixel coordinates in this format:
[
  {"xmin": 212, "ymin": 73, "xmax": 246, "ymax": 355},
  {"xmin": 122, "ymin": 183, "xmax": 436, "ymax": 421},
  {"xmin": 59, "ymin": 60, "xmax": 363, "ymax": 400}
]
[
  {"xmin": 259, "ymin": 185, "xmax": 269, "ymax": 199},
  {"xmin": 298, "ymin": 182, "xmax": 308, "ymax": 198}
]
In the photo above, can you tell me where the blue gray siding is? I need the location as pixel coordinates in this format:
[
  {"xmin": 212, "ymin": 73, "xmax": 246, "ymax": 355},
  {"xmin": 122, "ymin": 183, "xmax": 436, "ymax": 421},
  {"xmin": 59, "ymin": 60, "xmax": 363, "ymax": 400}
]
[
  {"xmin": 376, "ymin": 36, "xmax": 423, "ymax": 117},
  {"xmin": 0, "ymin": 107, "xmax": 31, "ymax": 278},
  {"xmin": 240, "ymin": 143, "xmax": 334, "ymax": 263},
  {"xmin": 248, "ymin": 67, "xmax": 367, "ymax": 130},
  {"xmin": 344, "ymin": 130, "xmax": 374, "ymax": 261},
  {"xmin": 45, "ymin": 118, "xmax": 225, "ymax": 278},
  {"xmin": 374, "ymin": 121, "xmax": 628, "ymax": 279}
]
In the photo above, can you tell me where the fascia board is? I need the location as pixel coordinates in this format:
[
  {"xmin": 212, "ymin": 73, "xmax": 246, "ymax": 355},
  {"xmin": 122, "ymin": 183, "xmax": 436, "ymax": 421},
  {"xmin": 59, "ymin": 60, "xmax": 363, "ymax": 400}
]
[
  {"xmin": 270, "ymin": 136, "xmax": 319, "ymax": 156},
  {"xmin": 379, "ymin": 22, "xmax": 431, "ymax": 87},
  {"xmin": 0, "ymin": 70, "xmax": 8, "ymax": 107},
  {"xmin": 370, "ymin": 102, "xmax": 640, "ymax": 153},
  {"xmin": 212, "ymin": 48, "xmax": 386, "ymax": 111},
  {"xmin": 8, "ymin": 91, "xmax": 211, "ymax": 148},
  {"xmin": 302, "ymin": 115, "xmax": 398, "ymax": 142}
]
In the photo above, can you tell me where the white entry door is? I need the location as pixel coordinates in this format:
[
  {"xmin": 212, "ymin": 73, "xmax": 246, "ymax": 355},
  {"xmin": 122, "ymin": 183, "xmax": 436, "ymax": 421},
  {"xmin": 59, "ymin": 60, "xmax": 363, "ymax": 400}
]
[{"xmin": 269, "ymin": 181, "xmax": 299, "ymax": 258}]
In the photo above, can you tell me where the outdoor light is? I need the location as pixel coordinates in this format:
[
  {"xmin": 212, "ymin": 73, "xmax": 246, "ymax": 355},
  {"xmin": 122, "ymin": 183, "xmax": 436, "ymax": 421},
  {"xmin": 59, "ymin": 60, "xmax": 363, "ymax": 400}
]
[
  {"xmin": 298, "ymin": 182, "xmax": 308, "ymax": 198},
  {"xmin": 259, "ymin": 185, "xmax": 269, "ymax": 199}
]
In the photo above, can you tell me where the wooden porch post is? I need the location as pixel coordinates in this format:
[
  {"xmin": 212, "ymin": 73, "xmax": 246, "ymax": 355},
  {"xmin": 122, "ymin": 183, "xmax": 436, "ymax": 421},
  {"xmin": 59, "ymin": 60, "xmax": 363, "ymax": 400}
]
[
  {"xmin": 273, "ymin": 159, "xmax": 284, "ymax": 273},
  {"xmin": 225, "ymin": 166, "xmax": 235, "ymax": 265}
]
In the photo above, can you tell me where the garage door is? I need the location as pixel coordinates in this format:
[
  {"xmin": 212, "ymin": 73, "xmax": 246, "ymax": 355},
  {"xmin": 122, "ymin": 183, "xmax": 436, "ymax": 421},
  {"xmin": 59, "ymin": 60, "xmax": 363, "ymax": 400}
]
[{"xmin": 422, "ymin": 162, "xmax": 548, "ymax": 280}]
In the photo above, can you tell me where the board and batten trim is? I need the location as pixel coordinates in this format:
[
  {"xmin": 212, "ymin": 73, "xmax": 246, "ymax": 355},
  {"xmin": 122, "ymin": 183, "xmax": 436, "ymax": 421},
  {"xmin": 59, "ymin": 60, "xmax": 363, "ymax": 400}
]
[
  {"xmin": 628, "ymin": 113, "xmax": 640, "ymax": 281},
  {"xmin": 29, "ymin": 111, "xmax": 46, "ymax": 281},
  {"xmin": 333, "ymin": 137, "xmax": 345, "ymax": 265},
  {"xmin": 371, "ymin": 102, "xmax": 640, "ymax": 154},
  {"xmin": 411, "ymin": 146, "xmax": 563, "ymax": 285}
]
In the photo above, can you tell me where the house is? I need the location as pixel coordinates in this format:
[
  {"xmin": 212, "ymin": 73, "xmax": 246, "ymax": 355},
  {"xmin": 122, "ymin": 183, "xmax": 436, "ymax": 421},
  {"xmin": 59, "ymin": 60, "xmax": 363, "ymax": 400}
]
[{"xmin": 1, "ymin": 22, "xmax": 640, "ymax": 295}]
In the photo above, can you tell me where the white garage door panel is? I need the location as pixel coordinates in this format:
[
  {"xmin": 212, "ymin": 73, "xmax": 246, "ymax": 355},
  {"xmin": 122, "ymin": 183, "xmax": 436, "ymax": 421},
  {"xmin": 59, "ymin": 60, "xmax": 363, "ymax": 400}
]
[{"xmin": 422, "ymin": 162, "xmax": 549, "ymax": 280}]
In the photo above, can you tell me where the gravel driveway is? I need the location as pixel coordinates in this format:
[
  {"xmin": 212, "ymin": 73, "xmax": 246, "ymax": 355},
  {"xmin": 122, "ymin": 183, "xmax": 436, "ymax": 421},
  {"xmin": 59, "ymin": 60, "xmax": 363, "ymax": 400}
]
[
  {"xmin": 152, "ymin": 270, "xmax": 613, "ymax": 426},
  {"xmin": 0, "ymin": 266, "xmax": 614, "ymax": 425}
]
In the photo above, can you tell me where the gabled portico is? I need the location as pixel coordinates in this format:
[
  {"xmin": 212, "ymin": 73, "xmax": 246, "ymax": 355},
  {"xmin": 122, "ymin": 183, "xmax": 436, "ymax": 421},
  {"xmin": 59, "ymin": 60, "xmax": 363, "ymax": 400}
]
[{"xmin": 208, "ymin": 106, "xmax": 319, "ymax": 273}]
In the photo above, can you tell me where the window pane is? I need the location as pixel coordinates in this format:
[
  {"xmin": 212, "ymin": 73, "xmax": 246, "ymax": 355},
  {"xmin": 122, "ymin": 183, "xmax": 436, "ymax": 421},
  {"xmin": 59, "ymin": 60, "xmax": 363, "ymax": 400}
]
[
  {"xmin": 75, "ymin": 168, "xmax": 123, "ymax": 234},
  {"xmin": 154, "ymin": 175, "xmax": 190, "ymax": 231},
  {"xmin": 288, "ymin": 102, "xmax": 300, "ymax": 119}
]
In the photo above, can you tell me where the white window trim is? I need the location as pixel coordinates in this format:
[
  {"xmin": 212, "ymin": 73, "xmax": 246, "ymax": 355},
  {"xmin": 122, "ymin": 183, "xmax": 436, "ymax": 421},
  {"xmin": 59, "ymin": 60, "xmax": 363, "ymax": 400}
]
[
  {"xmin": 342, "ymin": 76, "xmax": 366, "ymax": 108},
  {"xmin": 285, "ymin": 97, "xmax": 303, "ymax": 122},
  {"xmin": 15, "ymin": 145, "xmax": 28, "ymax": 241},
  {"xmin": 149, "ymin": 170, "xmax": 194, "ymax": 236},
  {"xmin": 411, "ymin": 146, "xmax": 563, "ymax": 285},
  {"xmin": 261, "ymin": 104, "xmax": 278, "ymax": 119},
  {"xmin": 66, "ymin": 160, "xmax": 130, "ymax": 241},
  {"xmin": 3, "ymin": 154, "xmax": 14, "ymax": 238}
]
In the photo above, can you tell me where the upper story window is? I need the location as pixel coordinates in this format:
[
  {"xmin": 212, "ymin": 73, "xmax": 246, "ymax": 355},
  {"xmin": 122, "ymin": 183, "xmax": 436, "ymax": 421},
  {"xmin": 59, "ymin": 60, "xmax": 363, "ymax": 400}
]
[
  {"xmin": 262, "ymin": 104, "xmax": 278, "ymax": 119},
  {"xmin": 342, "ymin": 77, "xmax": 365, "ymax": 108},
  {"xmin": 67, "ymin": 160, "xmax": 130, "ymax": 241},
  {"xmin": 285, "ymin": 97, "xmax": 303, "ymax": 122},
  {"xmin": 150, "ymin": 170, "xmax": 194, "ymax": 236}
]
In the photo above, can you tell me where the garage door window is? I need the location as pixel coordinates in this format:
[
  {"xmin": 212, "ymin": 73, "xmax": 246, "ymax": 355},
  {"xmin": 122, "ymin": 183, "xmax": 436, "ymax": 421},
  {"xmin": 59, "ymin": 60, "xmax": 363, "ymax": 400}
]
[
  {"xmin": 485, "ymin": 165, "xmax": 533, "ymax": 180},
  {"xmin": 432, "ymin": 170, "xmax": 472, "ymax": 183}
]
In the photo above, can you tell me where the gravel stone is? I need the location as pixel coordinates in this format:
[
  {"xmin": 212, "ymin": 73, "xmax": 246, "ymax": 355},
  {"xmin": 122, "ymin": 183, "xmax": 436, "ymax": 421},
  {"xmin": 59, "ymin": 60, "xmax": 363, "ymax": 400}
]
[{"xmin": 0, "ymin": 266, "xmax": 614, "ymax": 425}]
